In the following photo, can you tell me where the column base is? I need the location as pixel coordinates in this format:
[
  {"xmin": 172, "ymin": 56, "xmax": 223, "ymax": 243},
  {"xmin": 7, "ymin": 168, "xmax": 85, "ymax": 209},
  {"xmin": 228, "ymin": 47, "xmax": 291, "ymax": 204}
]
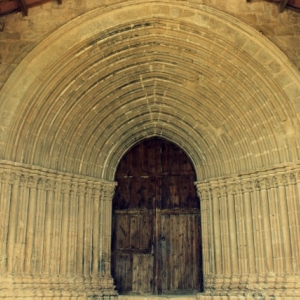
[
  {"xmin": 197, "ymin": 292, "xmax": 300, "ymax": 300},
  {"xmin": 0, "ymin": 275, "xmax": 118, "ymax": 299}
]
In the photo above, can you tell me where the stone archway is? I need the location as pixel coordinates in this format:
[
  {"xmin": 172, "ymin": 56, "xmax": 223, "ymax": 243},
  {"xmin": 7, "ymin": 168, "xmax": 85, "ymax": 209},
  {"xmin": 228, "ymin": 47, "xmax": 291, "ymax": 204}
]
[
  {"xmin": 0, "ymin": 1, "xmax": 300, "ymax": 299},
  {"xmin": 0, "ymin": 2, "xmax": 299, "ymax": 181}
]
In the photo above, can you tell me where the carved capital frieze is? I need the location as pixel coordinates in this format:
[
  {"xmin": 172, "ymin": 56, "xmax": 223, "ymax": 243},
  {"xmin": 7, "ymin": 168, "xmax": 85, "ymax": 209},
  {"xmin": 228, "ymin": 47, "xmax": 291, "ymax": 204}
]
[
  {"xmin": 0, "ymin": 171, "xmax": 8, "ymax": 183},
  {"xmin": 77, "ymin": 184, "xmax": 86, "ymax": 196},
  {"xmin": 61, "ymin": 180, "xmax": 71, "ymax": 194},
  {"xmin": 199, "ymin": 188, "xmax": 210, "ymax": 200},
  {"xmin": 44, "ymin": 178, "xmax": 55, "ymax": 191},
  {"xmin": 70, "ymin": 183, "xmax": 77, "ymax": 195},
  {"xmin": 37, "ymin": 177, "xmax": 45, "ymax": 190},
  {"xmin": 196, "ymin": 162, "xmax": 300, "ymax": 196},
  {"xmin": 27, "ymin": 175, "xmax": 38, "ymax": 188},
  {"xmin": 102, "ymin": 182, "xmax": 117, "ymax": 201},
  {"xmin": 8, "ymin": 172, "xmax": 18, "ymax": 185},
  {"xmin": 19, "ymin": 174, "xmax": 27, "ymax": 187}
]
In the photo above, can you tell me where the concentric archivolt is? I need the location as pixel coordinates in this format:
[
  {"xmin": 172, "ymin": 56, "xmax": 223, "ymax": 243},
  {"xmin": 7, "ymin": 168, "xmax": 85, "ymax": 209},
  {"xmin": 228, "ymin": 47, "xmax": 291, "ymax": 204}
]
[{"xmin": 0, "ymin": 1, "xmax": 299, "ymax": 181}]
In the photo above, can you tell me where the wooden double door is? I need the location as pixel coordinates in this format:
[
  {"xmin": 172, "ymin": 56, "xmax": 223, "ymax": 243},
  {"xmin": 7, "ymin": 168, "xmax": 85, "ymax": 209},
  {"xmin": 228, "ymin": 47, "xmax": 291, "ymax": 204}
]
[{"xmin": 112, "ymin": 138, "xmax": 203, "ymax": 295}]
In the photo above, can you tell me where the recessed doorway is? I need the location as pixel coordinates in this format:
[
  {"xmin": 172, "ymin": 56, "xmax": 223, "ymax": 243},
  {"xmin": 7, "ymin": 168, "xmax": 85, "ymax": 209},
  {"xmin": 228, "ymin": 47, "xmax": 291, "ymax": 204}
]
[{"xmin": 112, "ymin": 138, "xmax": 203, "ymax": 295}]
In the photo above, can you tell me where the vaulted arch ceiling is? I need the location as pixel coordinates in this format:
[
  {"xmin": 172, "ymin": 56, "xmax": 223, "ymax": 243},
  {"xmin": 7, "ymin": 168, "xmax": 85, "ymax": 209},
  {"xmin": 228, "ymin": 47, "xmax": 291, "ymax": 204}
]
[{"xmin": 0, "ymin": 2, "xmax": 299, "ymax": 181}]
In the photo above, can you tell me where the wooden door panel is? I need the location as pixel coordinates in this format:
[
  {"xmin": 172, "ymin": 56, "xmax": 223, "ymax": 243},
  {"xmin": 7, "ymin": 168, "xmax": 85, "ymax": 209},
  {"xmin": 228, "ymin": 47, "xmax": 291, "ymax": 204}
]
[
  {"xmin": 113, "ymin": 253, "xmax": 133, "ymax": 294},
  {"xmin": 161, "ymin": 175, "xmax": 200, "ymax": 209},
  {"xmin": 113, "ymin": 212, "xmax": 153, "ymax": 251},
  {"xmin": 112, "ymin": 138, "xmax": 202, "ymax": 295},
  {"xmin": 139, "ymin": 213, "xmax": 153, "ymax": 250},
  {"xmin": 130, "ymin": 216, "xmax": 140, "ymax": 250},
  {"xmin": 114, "ymin": 214, "xmax": 130, "ymax": 250},
  {"xmin": 112, "ymin": 211, "xmax": 154, "ymax": 294},
  {"xmin": 132, "ymin": 253, "xmax": 153, "ymax": 294},
  {"xmin": 114, "ymin": 177, "xmax": 155, "ymax": 210},
  {"xmin": 160, "ymin": 213, "xmax": 201, "ymax": 294}
]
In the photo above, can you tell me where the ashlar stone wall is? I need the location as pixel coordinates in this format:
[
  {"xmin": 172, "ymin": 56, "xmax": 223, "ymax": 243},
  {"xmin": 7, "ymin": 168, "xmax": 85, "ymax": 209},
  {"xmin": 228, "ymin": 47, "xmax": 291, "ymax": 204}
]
[{"xmin": 1, "ymin": 0, "xmax": 300, "ymax": 92}]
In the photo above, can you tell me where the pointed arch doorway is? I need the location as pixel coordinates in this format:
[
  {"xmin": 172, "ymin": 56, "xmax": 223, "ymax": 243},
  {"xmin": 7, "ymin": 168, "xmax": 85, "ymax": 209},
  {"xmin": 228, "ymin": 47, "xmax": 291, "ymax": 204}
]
[{"xmin": 112, "ymin": 138, "xmax": 203, "ymax": 295}]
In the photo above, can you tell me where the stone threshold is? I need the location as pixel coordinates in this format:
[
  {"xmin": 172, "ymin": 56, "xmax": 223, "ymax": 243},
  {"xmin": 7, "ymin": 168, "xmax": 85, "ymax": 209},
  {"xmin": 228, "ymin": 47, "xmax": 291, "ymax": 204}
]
[{"xmin": 118, "ymin": 295, "xmax": 198, "ymax": 300}]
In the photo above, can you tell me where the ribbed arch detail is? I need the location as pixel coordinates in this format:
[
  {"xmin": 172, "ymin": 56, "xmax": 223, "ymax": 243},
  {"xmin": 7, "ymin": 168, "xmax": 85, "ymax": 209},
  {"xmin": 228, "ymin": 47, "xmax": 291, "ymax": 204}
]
[{"xmin": 0, "ymin": 1, "xmax": 299, "ymax": 181}]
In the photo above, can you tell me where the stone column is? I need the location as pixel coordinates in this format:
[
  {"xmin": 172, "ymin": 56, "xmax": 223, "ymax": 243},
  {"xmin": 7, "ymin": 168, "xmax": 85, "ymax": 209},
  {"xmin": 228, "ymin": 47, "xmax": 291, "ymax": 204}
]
[
  {"xmin": 278, "ymin": 175, "xmax": 292, "ymax": 274},
  {"xmin": 219, "ymin": 184, "xmax": 231, "ymax": 279},
  {"xmin": 211, "ymin": 187, "xmax": 222, "ymax": 276},
  {"xmin": 195, "ymin": 184, "xmax": 213, "ymax": 288},
  {"xmin": 60, "ymin": 180, "xmax": 71, "ymax": 276},
  {"xmin": 32, "ymin": 177, "xmax": 47, "ymax": 275},
  {"xmin": 24, "ymin": 175, "xmax": 38, "ymax": 274},
  {"xmin": 76, "ymin": 181, "xmax": 86, "ymax": 276},
  {"xmin": 13, "ymin": 174, "xmax": 29, "ymax": 274},
  {"xmin": 260, "ymin": 177, "xmax": 273, "ymax": 273},
  {"xmin": 101, "ymin": 182, "xmax": 117, "ymax": 277},
  {"xmin": 234, "ymin": 181, "xmax": 247, "ymax": 277},
  {"xmin": 43, "ymin": 178, "xmax": 55, "ymax": 275},
  {"xmin": 68, "ymin": 183, "xmax": 78, "ymax": 275},
  {"xmin": 50, "ymin": 178, "xmax": 62, "ymax": 276},
  {"xmin": 0, "ymin": 171, "xmax": 10, "ymax": 273},
  {"xmin": 243, "ymin": 180, "xmax": 255, "ymax": 276},
  {"xmin": 6, "ymin": 172, "xmax": 20, "ymax": 273},
  {"xmin": 286, "ymin": 172, "xmax": 300, "ymax": 273},
  {"xmin": 227, "ymin": 183, "xmax": 238, "ymax": 276},
  {"xmin": 92, "ymin": 186, "xmax": 101, "ymax": 277},
  {"xmin": 84, "ymin": 183, "xmax": 93, "ymax": 277},
  {"xmin": 269, "ymin": 175, "xmax": 284, "ymax": 274}
]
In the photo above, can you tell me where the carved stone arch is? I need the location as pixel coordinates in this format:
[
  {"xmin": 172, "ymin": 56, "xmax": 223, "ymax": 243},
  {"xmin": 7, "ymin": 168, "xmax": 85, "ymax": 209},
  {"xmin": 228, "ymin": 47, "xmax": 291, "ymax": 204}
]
[
  {"xmin": 0, "ymin": 2, "xmax": 299, "ymax": 182},
  {"xmin": 0, "ymin": 1, "xmax": 300, "ymax": 299}
]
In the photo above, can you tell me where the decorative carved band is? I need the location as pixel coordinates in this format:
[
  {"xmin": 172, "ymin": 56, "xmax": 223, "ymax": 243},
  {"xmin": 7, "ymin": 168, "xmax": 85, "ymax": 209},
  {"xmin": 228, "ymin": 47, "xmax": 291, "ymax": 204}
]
[{"xmin": 196, "ymin": 161, "xmax": 300, "ymax": 198}]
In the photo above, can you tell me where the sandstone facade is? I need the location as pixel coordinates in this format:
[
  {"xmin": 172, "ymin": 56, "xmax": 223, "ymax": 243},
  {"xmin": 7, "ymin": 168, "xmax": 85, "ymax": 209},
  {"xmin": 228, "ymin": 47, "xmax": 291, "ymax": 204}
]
[{"xmin": 0, "ymin": 0, "xmax": 300, "ymax": 299}]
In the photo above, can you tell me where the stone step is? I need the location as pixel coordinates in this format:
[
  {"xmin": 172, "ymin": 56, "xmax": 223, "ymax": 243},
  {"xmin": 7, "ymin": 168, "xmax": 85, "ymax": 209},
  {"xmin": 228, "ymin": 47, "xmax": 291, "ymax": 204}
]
[{"xmin": 118, "ymin": 295, "xmax": 198, "ymax": 300}]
